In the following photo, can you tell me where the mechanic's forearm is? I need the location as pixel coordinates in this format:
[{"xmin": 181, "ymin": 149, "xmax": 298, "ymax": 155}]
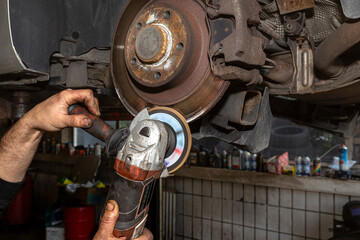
[{"xmin": 0, "ymin": 114, "xmax": 43, "ymax": 182}]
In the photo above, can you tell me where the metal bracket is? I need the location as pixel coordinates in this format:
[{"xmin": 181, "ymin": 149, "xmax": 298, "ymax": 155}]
[
  {"xmin": 275, "ymin": 0, "xmax": 314, "ymax": 15},
  {"xmin": 288, "ymin": 36, "xmax": 314, "ymax": 94},
  {"xmin": 215, "ymin": 90, "xmax": 262, "ymax": 126},
  {"xmin": 206, "ymin": 0, "xmax": 265, "ymax": 84},
  {"xmin": 283, "ymin": 12, "xmax": 306, "ymax": 37},
  {"xmin": 198, "ymin": 87, "xmax": 273, "ymax": 153}
]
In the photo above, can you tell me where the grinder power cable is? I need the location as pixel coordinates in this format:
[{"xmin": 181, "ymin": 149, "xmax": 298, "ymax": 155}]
[{"xmin": 68, "ymin": 104, "xmax": 191, "ymax": 239}]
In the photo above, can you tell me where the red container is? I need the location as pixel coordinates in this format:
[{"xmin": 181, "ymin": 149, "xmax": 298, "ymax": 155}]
[
  {"xmin": 5, "ymin": 175, "xmax": 33, "ymax": 225},
  {"xmin": 63, "ymin": 206, "xmax": 95, "ymax": 240}
]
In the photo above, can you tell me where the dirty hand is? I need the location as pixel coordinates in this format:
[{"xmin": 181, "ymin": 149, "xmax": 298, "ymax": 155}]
[
  {"xmin": 23, "ymin": 89, "xmax": 100, "ymax": 132},
  {"xmin": 93, "ymin": 200, "xmax": 153, "ymax": 240}
]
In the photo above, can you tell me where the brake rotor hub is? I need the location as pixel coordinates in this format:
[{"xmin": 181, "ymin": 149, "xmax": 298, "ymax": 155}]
[
  {"xmin": 135, "ymin": 26, "xmax": 166, "ymax": 63},
  {"xmin": 125, "ymin": 6, "xmax": 188, "ymax": 87}
]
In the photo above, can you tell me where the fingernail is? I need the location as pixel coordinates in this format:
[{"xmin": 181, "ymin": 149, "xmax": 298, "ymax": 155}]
[
  {"xmin": 82, "ymin": 119, "xmax": 90, "ymax": 127},
  {"xmin": 106, "ymin": 202, "xmax": 114, "ymax": 211}
]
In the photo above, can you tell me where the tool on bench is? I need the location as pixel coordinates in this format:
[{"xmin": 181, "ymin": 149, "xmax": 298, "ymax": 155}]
[{"xmin": 68, "ymin": 104, "xmax": 191, "ymax": 239}]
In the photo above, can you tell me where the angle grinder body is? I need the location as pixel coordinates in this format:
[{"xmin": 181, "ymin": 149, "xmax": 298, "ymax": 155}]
[
  {"xmin": 68, "ymin": 105, "xmax": 191, "ymax": 239},
  {"xmin": 109, "ymin": 117, "xmax": 168, "ymax": 239}
]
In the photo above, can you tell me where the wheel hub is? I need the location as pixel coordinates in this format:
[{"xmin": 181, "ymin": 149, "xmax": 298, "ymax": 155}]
[
  {"xmin": 111, "ymin": 0, "xmax": 229, "ymax": 122},
  {"xmin": 125, "ymin": 6, "xmax": 188, "ymax": 87},
  {"xmin": 135, "ymin": 26, "xmax": 167, "ymax": 63}
]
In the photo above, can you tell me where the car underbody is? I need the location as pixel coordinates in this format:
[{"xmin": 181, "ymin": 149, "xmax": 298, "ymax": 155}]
[{"xmin": 1, "ymin": 0, "xmax": 360, "ymax": 153}]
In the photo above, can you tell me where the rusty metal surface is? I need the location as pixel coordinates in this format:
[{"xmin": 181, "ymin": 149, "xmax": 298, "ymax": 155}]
[
  {"xmin": 289, "ymin": 37, "xmax": 314, "ymax": 94},
  {"xmin": 262, "ymin": 3, "xmax": 360, "ymax": 99},
  {"xmin": 267, "ymin": 60, "xmax": 360, "ymax": 104},
  {"xmin": 200, "ymin": 88, "xmax": 273, "ymax": 153},
  {"xmin": 276, "ymin": 0, "xmax": 315, "ymax": 15},
  {"xmin": 217, "ymin": 90, "xmax": 262, "ymax": 126},
  {"xmin": 207, "ymin": 0, "xmax": 265, "ymax": 84},
  {"xmin": 262, "ymin": 53, "xmax": 294, "ymax": 84},
  {"xmin": 124, "ymin": 6, "xmax": 188, "ymax": 87},
  {"xmin": 111, "ymin": 0, "xmax": 229, "ymax": 122},
  {"xmin": 135, "ymin": 26, "xmax": 167, "ymax": 63},
  {"xmin": 314, "ymin": 20, "xmax": 360, "ymax": 78},
  {"xmin": 263, "ymin": 11, "xmax": 314, "ymax": 95},
  {"xmin": 211, "ymin": 58, "xmax": 253, "ymax": 81},
  {"xmin": 283, "ymin": 12, "xmax": 306, "ymax": 36},
  {"xmin": 294, "ymin": 79, "xmax": 360, "ymax": 105},
  {"xmin": 262, "ymin": 0, "xmax": 344, "ymax": 49}
]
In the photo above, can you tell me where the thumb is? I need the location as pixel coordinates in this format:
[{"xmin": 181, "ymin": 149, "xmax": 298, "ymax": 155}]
[
  {"xmin": 135, "ymin": 228, "xmax": 153, "ymax": 240},
  {"xmin": 64, "ymin": 115, "xmax": 93, "ymax": 128},
  {"xmin": 94, "ymin": 200, "xmax": 119, "ymax": 239}
]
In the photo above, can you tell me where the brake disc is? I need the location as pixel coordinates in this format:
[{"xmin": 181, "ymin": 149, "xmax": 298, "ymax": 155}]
[{"xmin": 111, "ymin": 0, "xmax": 229, "ymax": 122}]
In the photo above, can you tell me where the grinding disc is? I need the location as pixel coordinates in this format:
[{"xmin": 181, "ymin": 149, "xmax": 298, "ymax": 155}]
[{"xmin": 148, "ymin": 107, "xmax": 191, "ymax": 173}]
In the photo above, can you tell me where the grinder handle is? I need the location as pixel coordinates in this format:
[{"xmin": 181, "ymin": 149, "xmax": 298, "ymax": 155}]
[{"xmin": 68, "ymin": 104, "xmax": 116, "ymax": 143}]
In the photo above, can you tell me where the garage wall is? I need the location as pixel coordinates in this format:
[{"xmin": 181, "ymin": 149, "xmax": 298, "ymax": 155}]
[{"xmin": 164, "ymin": 176, "xmax": 360, "ymax": 240}]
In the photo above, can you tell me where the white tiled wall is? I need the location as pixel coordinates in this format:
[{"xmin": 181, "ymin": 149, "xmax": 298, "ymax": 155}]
[{"xmin": 165, "ymin": 176, "xmax": 356, "ymax": 240}]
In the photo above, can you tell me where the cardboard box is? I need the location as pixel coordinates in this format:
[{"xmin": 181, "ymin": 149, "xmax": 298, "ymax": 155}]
[{"xmin": 266, "ymin": 152, "xmax": 289, "ymax": 175}]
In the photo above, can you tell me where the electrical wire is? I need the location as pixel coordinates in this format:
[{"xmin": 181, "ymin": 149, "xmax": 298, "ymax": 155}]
[{"xmin": 319, "ymin": 143, "xmax": 341, "ymax": 160}]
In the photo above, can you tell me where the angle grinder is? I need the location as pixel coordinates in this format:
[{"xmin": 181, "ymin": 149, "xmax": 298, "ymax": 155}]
[{"xmin": 68, "ymin": 105, "xmax": 191, "ymax": 239}]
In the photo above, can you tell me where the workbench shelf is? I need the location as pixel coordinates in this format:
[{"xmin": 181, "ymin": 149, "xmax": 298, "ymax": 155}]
[{"xmin": 175, "ymin": 166, "xmax": 360, "ymax": 196}]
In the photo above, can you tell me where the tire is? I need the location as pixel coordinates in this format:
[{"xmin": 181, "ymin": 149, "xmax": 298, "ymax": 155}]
[
  {"xmin": 270, "ymin": 126, "xmax": 310, "ymax": 149},
  {"xmin": 271, "ymin": 118, "xmax": 295, "ymax": 128}
]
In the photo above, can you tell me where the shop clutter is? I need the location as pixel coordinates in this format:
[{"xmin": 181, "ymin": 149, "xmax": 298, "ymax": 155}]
[
  {"xmin": 187, "ymin": 143, "xmax": 358, "ymax": 180},
  {"xmin": 38, "ymin": 138, "xmax": 103, "ymax": 157},
  {"xmin": 44, "ymin": 172, "xmax": 108, "ymax": 240},
  {"xmin": 187, "ymin": 145, "xmax": 265, "ymax": 171},
  {"xmin": 33, "ymin": 139, "xmax": 110, "ymax": 240}
]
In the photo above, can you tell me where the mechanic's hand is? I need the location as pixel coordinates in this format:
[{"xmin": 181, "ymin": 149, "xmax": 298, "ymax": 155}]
[
  {"xmin": 93, "ymin": 200, "xmax": 153, "ymax": 240},
  {"xmin": 23, "ymin": 89, "xmax": 100, "ymax": 131}
]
